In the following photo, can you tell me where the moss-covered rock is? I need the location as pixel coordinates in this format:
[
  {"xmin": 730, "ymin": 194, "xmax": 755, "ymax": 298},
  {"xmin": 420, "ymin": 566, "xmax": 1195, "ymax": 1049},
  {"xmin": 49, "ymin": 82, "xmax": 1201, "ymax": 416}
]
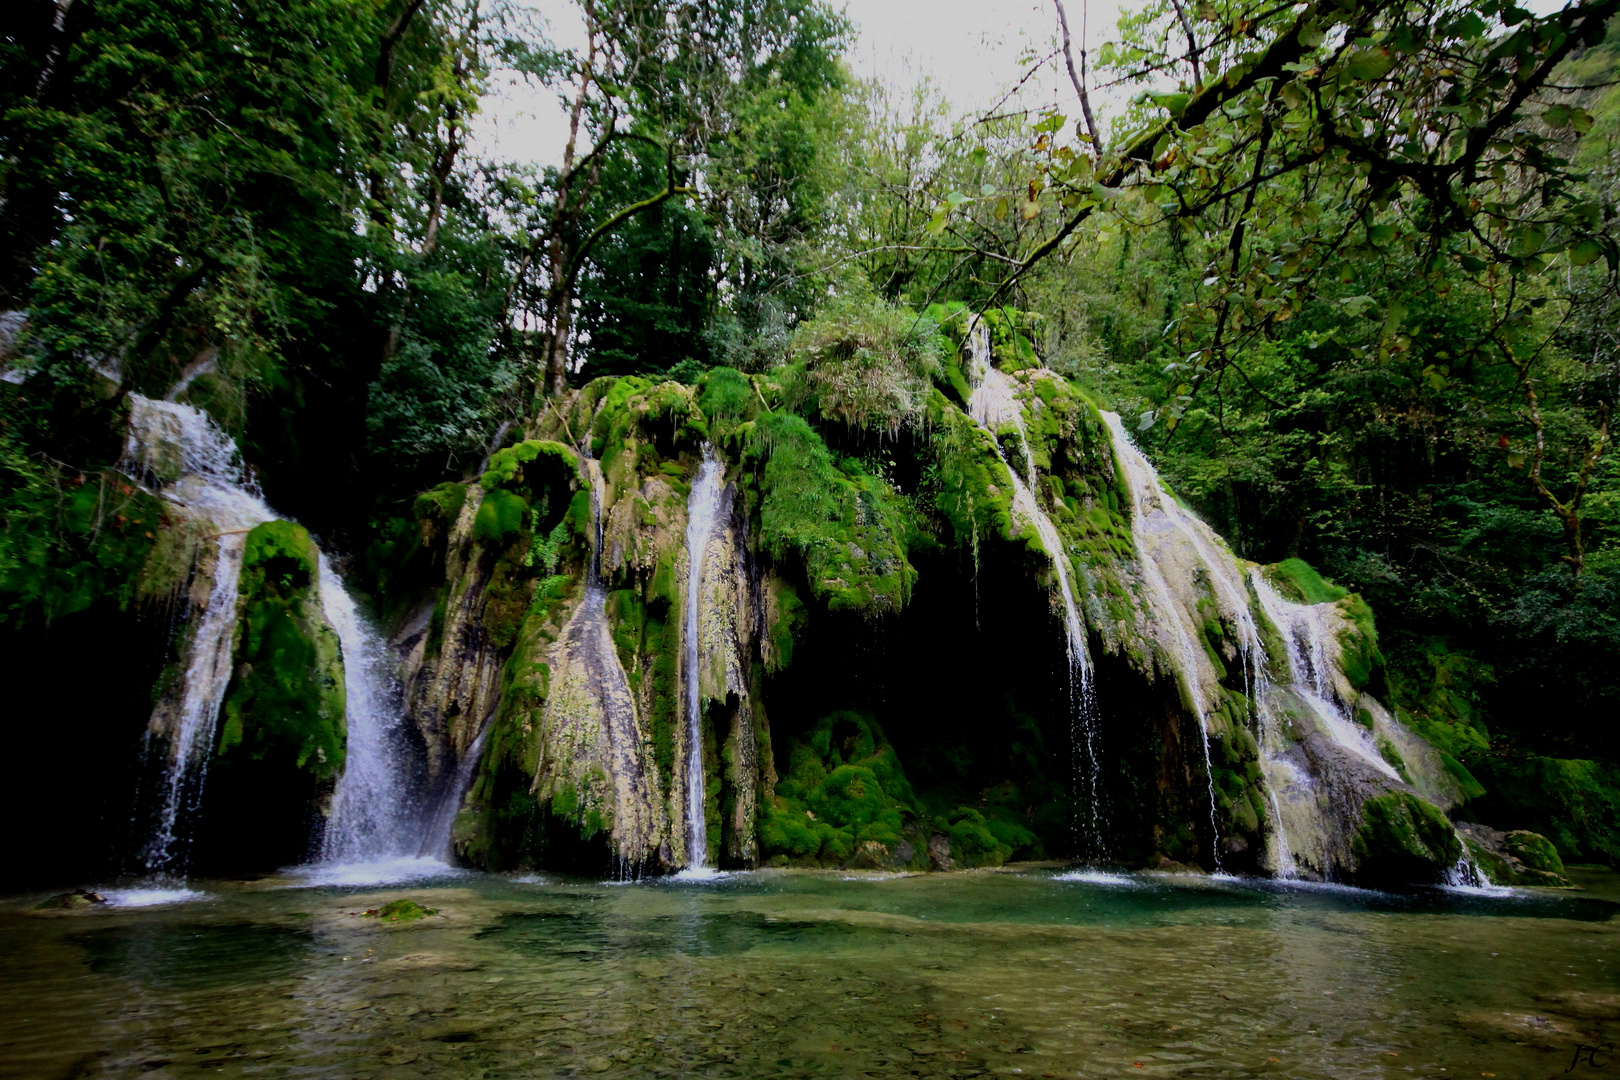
[
  {"xmin": 363, "ymin": 898, "xmax": 437, "ymax": 922},
  {"xmin": 1458, "ymin": 821, "xmax": 1571, "ymax": 886},
  {"xmin": 218, "ymin": 521, "xmax": 345, "ymax": 780},
  {"xmin": 1466, "ymin": 755, "xmax": 1620, "ymax": 866},
  {"xmin": 1351, "ymin": 792, "xmax": 1461, "ymax": 884}
]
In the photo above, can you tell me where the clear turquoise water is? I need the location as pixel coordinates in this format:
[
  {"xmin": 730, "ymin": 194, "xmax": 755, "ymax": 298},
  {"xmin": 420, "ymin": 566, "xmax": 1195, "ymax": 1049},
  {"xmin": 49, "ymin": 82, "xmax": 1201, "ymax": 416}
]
[{"xmin": 4, "ymin": 865, "xmax": 1618, "ymax": 1079}]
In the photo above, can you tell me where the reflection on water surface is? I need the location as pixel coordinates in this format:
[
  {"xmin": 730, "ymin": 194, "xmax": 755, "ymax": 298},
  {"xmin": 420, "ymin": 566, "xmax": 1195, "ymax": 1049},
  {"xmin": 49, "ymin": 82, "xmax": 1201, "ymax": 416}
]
[{"xmin": 3, "ymin": 866, "xmax": 1618, "ymax": 1079}]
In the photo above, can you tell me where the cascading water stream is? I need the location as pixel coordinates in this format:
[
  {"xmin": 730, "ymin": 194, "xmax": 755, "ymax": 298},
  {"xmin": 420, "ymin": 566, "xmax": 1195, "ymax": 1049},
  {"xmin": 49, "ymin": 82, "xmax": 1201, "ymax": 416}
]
[
  {"xmin": 1248, "ymin": 574, "xmax": 1401, "ymax": 783},
  {"xmin": 317, "ymin": 553, "xmax": 420, "ymax": 866},
  {"xmin": 140, "ymin": 531, "xmax": 248, "ymax": 874},
  {"xmin": 963, "ymin": 332, "xmax": 1105, "ymax": 852},
  {"xmin": 1098, "ymin": 412, "xmax": 1229, "ymax": 868},
  {"xmin": 681, "ymin": 447, "xmax": 726, "ymax": 870},
  {"xmin": 125, "ymin": 394, "xmax": 434, "ymax": 883},
  {"xmin": 125, "ymin": 396, "xmax": 275, "ymax": 877}
]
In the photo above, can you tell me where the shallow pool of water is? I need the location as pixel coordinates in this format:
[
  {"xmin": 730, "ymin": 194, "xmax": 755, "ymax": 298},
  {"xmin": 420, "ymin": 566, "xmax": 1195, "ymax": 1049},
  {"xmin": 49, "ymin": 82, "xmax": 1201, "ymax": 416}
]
[{"xmin": 4, "ymin": 865, "xmax": 1618, "ymax": 1078}]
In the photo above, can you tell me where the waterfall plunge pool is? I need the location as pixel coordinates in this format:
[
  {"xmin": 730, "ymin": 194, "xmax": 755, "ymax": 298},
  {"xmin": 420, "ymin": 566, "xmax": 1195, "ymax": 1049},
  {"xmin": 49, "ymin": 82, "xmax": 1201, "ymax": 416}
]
[{"xmin": 6, "ymin": 866, "xmax": 1618, "ymax": 1078}]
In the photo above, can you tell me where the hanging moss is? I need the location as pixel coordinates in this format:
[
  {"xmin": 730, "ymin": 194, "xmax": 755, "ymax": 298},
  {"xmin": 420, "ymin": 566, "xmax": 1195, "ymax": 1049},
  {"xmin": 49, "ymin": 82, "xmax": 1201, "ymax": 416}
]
[
  {"xmin": 218, "ymin": 520, "xmax": 345, "ymax": 781},
  {"xmin": 748, "ymin": 413, "xmax": 918, "ymax": 612},
  {"xmin": 698, "ymin": 366, "xmax": 757, "ymax": 429},
  {"xmin": 480, "ymin": 439, "xmax": 579, "ymax": 492},
  {"xmin": 473, "ymin": 488, "xmax": 528, "ymax": 543}
]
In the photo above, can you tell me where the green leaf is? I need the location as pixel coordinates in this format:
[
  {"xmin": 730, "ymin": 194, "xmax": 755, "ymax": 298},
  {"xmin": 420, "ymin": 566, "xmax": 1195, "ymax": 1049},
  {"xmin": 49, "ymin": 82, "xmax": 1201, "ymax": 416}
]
[
  {"xmin": 994, "ymin": 197, "xmax": 1009, "ymax": 222},
  {"xmin": 979, "ymin": 183, "xmax": 997, "ymax": 197},
  {"xmin": 926, "ymin": 207, "xmax": 950, "ymax": 236},
  {"xmin": 1569, "ymin": 238, "xmax": 1604, "ymax": 266},
  {"xmin": 1345, "ymin": 47, "xmax": 1396, "ymax": 81},
  {"xmin": 1340, "ymin": 295, "xmax": 1378, "ymax": 318},
  {"xmin": 945, "ymin": 190, "xmax": 972, "ymax": 206},
  {"xmin": 1298, "ymin": 20, "xmax": 1326, "ymax": 48},
  {"xmin": 1148, "ymin": 92, "xmax": 1190, "ymax": 117}
]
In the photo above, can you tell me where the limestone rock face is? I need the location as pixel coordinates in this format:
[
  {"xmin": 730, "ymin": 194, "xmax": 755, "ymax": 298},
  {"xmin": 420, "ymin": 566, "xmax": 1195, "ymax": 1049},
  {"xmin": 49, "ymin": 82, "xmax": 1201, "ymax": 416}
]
[
  {"xmin": 403, "ymin": 485, "xmax": 504, "ymax": 783},
  {"xmin": 396, "ymin": 360, "xmax": 1468, "ymax": 882}
]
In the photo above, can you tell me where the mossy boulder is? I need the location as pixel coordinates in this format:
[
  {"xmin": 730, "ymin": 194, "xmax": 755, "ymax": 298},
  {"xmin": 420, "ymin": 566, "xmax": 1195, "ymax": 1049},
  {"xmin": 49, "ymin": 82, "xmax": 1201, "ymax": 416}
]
[
  {"xmin": 763, "ymin": 712, "xmax": 926, "ymax": 868},
  {"xmin": 1505, "ymin": 830, "xmax": 1567, "ymax": 878},
  {"xmin": 1351, "ymin": 792, "xmax": 1461, "ymax": 884},
  {"xmin": 218, "ymin": 520, "xmax": 345, "ymax": 781},
  {"xmin": 363, "ymin": 898, "xmax": 437, "ymax": 923},
  {"xmin": 1458, "ymin": 822, "xmax": 1572, "ymax": 886}
]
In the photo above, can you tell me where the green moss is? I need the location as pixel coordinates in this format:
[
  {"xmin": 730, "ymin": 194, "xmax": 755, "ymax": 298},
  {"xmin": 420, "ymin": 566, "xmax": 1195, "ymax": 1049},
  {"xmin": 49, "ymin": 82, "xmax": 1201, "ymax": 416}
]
[
  {"xmin": 762, "ymin": 711, "xmax": 926, "ymax": 867},
  {"xmin": 364, "ymin": 899, "xmax": 437, "ymax": 922},
  {"xmin": 1377, "ymin": 737, "xmax": 1412, "ymax": 783},
  {"xmin": 748, "ymin": 413, "xmax": 918, "ymax": 613},
  {"xmin": 474, "ymin": 488, "xmax": 528, "ymax": 543},
  {"xmin": 1268, "ymin": 557, "xmax": 1349, "ymax": 605},
  {"xmin": 480, "ymin": 439, "xmax": 579, "ymax": 492},
  {"xmin": 1351, "ymin": 792, "xmax": 1461, "ymax": 884},
  {"xmin": 414, "ymin": 481, "xmax": 468, "ymax": 523},
  {"xmin": 1468, "ymin": 756, "xmax": 1620, "ymax": 865},
  {"xmin": 1504, "ymin": 830, "xmax": 1566, "ymax": 876},
  {"xmin": 1336, "ymin": 594, "xmax": 1385, "ymax": 691},
  {"xmin": 698, "ymin": 366, "xmax": 757, "ymax": 427},
  {"xmin": 764, "ymin": 576, "xmax": 806, "ymax": 671},
  {"xmin": 218, "ymin": 520, "xmax": 345, "ymax": 781}
]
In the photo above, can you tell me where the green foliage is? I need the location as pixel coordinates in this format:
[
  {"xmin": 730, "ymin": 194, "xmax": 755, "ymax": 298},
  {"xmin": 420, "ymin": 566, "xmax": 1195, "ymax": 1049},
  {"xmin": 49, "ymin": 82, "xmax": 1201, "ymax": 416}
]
[
  {"xmin": 0, "ymin": 441, "xmax": 172, "ymax": 625},
  {"xmin": 786, "ymin": 294, "xmax": 944, "ymax": 432},
  {"xmin": 219, "ymin": 521, "xmax": 345, "ymax": 780},
  {"xmin": 1468, "ymin": 756, "xmax": 1620, "ymax": 865}
]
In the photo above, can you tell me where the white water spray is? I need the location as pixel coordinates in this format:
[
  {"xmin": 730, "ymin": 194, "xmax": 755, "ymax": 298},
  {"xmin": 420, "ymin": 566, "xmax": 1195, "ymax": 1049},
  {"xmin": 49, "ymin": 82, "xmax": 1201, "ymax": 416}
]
[{"xmin": 682, "ymin": 447, "xmax": 726, "ymax": 869}]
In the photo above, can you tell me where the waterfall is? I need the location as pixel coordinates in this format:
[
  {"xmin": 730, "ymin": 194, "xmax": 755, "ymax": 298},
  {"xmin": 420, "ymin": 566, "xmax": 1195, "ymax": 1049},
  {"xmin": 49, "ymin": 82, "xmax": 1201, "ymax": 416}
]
[
  {"xmin": 140, "ymin": 531, "xmax": 248, "ymax": 874},
  {"xmin": 1099, "ymin": 412, "xmax": 1230, "ymax": 869},
  {"xmin": 963, "ymin": 332, "xmax": 1104, "ymax": 852},
  {"xmin": 125, "ymin": 394, "xmax": 434, "ymax": 882},
  {"xmin": 1248, "ymin": 576, "xmax": 1401, "ymax": 783},
  {"xmin": 420, "ymin": 725, "xmax": 490, "ymax": 864},
  {"xmin": 317, "ymin": 552, "xmax": 419, "ymax": 865},
  {"xmin": 126, "ymin": 396, "xmax": 275, "ymax": 876},
  {"xmin": 681, "ymin": 447, "xmax": 726, "ymax": 870}
]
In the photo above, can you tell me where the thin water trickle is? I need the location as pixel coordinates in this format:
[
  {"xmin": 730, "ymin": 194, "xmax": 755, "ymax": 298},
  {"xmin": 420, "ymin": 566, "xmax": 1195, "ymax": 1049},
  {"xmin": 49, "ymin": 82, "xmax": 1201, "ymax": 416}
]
[
  {"xmin": 1249, "ymin": 574, "xmax": 1401, "ymax": 782},
  {"xmin": 681, "ymin": 446, "xmax": 726, "ymax": 869},
  {"xmin": 963, "ymin": 332, "xmax": 1104, "ymax": 854}
]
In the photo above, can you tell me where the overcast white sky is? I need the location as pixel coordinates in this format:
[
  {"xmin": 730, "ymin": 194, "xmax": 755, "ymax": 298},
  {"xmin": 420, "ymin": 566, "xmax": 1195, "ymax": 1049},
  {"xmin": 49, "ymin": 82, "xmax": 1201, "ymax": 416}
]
[{"xmin": 470, "ymin": 0, "xmax": 1125, "ymax": 167}]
